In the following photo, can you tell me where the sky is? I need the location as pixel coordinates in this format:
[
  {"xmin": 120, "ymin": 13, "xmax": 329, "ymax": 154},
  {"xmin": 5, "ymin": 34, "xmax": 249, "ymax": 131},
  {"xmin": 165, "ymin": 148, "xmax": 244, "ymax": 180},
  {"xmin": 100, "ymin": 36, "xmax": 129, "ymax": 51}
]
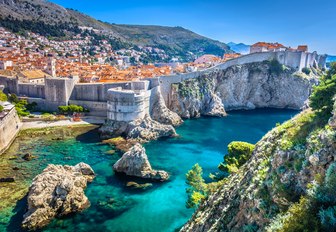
[{"xmin": 50, "ymin": 0, "xmax": 336, "ymax": 54}]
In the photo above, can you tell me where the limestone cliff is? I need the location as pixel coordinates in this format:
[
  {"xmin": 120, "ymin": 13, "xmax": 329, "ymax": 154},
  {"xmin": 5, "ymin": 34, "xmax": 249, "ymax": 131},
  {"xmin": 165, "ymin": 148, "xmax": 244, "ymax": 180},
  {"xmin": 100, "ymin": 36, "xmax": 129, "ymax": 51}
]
[
  {"xmin": 170, "ymin": 61, "xmax": 318, "ymax": 118},
  {"xmin": 150, "ymin": 86, "xmax": 183, "ymax": 126},
  {"xmin": 181, "ymin": 104, "xmax": 336, "ymax": 231}
]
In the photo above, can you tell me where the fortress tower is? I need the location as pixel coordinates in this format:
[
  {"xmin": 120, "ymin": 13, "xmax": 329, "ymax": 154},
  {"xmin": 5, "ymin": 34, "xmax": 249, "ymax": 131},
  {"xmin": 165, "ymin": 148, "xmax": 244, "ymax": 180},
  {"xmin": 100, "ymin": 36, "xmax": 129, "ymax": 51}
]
[{"xmin": 46, "ymin": 57, "xmax": 56, "ymax": 77}]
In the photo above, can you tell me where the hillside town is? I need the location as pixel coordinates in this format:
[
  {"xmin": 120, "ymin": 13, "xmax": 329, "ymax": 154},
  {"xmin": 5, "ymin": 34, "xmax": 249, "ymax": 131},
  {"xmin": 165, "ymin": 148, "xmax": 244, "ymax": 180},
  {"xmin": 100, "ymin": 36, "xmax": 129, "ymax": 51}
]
[
  {"xmin": 0, "ymin": 26, "xmax": 239, "ymax": 83},
  {"xmin": 0, "ymin": 24, "xmax": 317, "ymax": 84}
]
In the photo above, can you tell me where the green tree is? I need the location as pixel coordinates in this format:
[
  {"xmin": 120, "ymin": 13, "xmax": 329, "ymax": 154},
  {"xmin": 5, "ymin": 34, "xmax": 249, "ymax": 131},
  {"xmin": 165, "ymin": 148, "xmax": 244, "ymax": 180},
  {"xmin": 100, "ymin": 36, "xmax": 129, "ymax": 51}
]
[
  {"xmin": 58, "ymin": 105, "xmax": 69, "ymax": 114},
  {"xmin": 186, "ymin": 163, "xmax": 207, "ymax": 208},
  {"xmin": 310, "ymin": 62, "xmax": 336, "ymax": 116},
  {"xmin": 0, "ymin": 105, "xmax": 4, "ymax": 112},
  {"xmin": 218, "ymin": 141, "xmax": 255, "ymax": 174},
  {"xmin": 8, "ymin": 93, "xmax": 19, "ymax": 104},
  {"xmin": 0, "ymin": 91, "xmax": 7, "ymax": 101},
  {"xmin": 58, "ymin": 104, "xmax": 86, "ymax": 115}
]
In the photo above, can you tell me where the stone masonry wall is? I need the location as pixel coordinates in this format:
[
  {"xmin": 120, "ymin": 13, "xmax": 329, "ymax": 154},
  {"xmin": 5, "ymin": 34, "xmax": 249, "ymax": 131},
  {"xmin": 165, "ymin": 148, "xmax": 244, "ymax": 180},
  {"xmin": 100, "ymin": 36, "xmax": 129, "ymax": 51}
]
[{"xmin": 0, "ymin": 108, "xmax": 21, "ymax": 154}]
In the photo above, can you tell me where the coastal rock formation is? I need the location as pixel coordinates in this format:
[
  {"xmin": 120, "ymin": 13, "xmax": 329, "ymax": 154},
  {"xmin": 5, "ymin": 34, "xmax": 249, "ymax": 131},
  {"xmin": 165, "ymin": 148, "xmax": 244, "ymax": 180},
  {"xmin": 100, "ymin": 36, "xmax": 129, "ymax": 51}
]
[
  {"xmin": 150, "ymin": 86, "xmax": 183, "ymax": 126},
  {"xmin": 113, "ymin": 143, "xmax": 169, "ymax": 181},
  {"xmin": 22, "ymin": 163, "xmax": 95, "ymax": 230},
  {"xmin": 170, "ymin": 61, "xmax": 317, "ymax": 118},
  {"xmin": 127, "ymin": 115, "xmax": 177, "ymax": 142},
  {"xmin": 100, "ymin": 114, "xmax": 177, "ymax": 143},
  {"xmin": 181, "ymin": 105, "xmax": 336, "ymax": 231}
]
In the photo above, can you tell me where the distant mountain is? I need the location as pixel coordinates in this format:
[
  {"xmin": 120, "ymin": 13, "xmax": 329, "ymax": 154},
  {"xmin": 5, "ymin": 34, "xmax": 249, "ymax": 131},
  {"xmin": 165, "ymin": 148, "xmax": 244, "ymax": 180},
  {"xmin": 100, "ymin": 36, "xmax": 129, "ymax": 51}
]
[
  {"xmin": 227, "ymin": 42, "xmax": 250, "ymax": 54},
  {"xmin": 0, "ymin": 0, "xmax": 232, "ymax": 61}
]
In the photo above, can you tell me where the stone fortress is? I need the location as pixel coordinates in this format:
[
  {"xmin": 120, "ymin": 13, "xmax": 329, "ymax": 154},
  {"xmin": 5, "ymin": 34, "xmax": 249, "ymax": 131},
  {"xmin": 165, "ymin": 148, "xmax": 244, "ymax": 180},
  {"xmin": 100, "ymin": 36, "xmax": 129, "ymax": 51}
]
[{"xmin": 0, "ymin": 50, "xmax": 327, "ymax": 126}]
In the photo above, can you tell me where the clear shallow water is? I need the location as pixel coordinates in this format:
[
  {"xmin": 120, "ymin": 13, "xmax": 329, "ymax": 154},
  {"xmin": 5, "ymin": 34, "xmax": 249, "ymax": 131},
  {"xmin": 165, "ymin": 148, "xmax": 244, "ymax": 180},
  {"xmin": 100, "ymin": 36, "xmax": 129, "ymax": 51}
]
[{"xmin": 1, "ymin": 109, "xmax": 297, "ymax": 232}]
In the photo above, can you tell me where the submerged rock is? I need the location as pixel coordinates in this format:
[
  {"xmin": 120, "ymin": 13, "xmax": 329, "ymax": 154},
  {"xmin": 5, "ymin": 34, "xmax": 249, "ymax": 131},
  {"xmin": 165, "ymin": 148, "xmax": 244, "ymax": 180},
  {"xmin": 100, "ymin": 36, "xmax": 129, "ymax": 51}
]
[
  {"xmin": 0, "ymin": 177, "xmax": 15, "ymax": 182},
  {"xmin": 22, "ymin": 162, "xmax": 95, "ymax": 231},
  {"xmin": 97, "ymin": 197, "xmax": 136, "ymax": 216},
  {"xmin": 113, "ymin": 143, "xmax": 169, "ymax": 181},
  {"xmin": 126, "ymin": 181, "xmax": 153, "ymax": 190},
  {"xmin": 22, "ymin": 153, "xmax": 36, "ymax": 161},
  {"xmin": 102, "ymin": 137, "xmax": 136, "ymax": 152}
]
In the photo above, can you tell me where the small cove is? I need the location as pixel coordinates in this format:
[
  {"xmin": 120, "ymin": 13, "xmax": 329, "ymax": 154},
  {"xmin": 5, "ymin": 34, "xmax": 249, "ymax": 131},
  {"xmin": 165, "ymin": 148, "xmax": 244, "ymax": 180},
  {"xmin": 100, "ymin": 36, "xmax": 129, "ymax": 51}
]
[{"xmin": 0, "ymin": 109, "xmax": 298, "ymax": 232}]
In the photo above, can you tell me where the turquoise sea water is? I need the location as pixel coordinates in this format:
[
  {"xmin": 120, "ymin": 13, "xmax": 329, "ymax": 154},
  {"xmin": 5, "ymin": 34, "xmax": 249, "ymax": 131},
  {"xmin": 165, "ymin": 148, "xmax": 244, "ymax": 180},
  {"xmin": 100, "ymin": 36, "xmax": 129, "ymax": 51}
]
[{"xmin": 1, "ymin": 109, "xmax": 297, "ymax": 232}]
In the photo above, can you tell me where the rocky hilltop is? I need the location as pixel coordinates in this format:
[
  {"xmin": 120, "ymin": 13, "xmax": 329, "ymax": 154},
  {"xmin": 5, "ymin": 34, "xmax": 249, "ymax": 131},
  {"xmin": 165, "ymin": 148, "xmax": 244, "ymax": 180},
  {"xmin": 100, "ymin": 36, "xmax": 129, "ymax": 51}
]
[
  {"xmin": 181, "ymin": 65, "xmax": 336, "ymax": 231},
  {"xmin": 169, "ymin": 61, "xmax": 318, "ymax": 118}
]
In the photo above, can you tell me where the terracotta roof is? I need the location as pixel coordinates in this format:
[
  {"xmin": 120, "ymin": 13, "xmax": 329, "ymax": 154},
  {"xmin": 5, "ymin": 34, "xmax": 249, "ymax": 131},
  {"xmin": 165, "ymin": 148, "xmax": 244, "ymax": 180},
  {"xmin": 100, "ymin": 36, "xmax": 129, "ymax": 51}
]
[
  {"xmin": 0, "ymin": 69, "xmax": 16, "ymax": 77},
  {"xmin": 252, "ymin": 42, "xmax": 286, "ymax": 49},
  {"xmin": 19, "ymin": 70, "xmax": 50, "ymax": 79}
]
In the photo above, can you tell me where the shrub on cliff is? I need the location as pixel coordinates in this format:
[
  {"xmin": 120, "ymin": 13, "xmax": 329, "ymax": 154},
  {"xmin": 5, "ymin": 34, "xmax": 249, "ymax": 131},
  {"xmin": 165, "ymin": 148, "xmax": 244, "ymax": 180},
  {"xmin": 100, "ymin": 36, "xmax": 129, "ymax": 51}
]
[
  {"xmin": 302, "ymin": 67, "xmax": 311, "ymax": 75},
  {"xmin": 310, "ymin": 62, "xmax": 336, "ymax": 116},
  {"xmin": 0, "ymin": 105, "xmax": 3, "ymax": 112},
  {"xmin": 218, "ymin": 141, "xmax": 255, "ymax": 174},
  {"xmin": 269, "ymin": 59, "xmax": 285, "ymax": 75},
  {"xmin": 267, "ymin": 162, "xmax": 336, "ymax": 231}
]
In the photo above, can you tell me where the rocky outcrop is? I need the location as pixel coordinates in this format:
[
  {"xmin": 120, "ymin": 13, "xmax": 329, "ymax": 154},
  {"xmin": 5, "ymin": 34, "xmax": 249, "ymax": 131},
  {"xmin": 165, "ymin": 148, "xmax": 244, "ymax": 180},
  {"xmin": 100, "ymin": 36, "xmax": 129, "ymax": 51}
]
[
  {"xmin": 22, "ymin": 163, "xmax": 95, "ymax": 231},
  {"xmin": 170, "ymin": 61, "xmax": 317, "ymax": 118},
  {"xmin": 150, "ymin": 86, "xmax": 183, "ymax": 126},
  {"xmin": 181, "ymin": 106, "xmax": 336, "ymax": 231},
  {"xmin": 100, "ymin": 114, "xmax": 177, "ymax": 143},
  {"xmin": 113, "ymin": 143, "xmax": 169, "ymax": 181}
]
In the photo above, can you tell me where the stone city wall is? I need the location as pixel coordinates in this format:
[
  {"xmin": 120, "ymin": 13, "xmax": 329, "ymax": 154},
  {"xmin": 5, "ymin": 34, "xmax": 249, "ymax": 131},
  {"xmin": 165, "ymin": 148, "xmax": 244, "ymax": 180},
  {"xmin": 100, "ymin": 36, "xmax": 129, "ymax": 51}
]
[
  {"xmin": 0, "ymin": 107, "xmax": 21, "ymax": 154},
  {"xmin": 0, "ymin": 51, "xmax": 327, "ymax": 118}
]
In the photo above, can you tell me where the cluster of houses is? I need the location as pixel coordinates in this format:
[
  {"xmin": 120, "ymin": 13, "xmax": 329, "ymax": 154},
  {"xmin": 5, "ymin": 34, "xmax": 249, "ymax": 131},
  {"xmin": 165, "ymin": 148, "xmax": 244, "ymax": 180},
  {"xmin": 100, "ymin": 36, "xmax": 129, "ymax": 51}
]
[
  {"xmin": 0, "ymin": 24, "xmax": 317, "ymax": 84},
  {"xmin": 0, "ymin": 26, "xmax": 242, "ymax": 83},
  {"xmin": 250, "ymin": 42, "xmax": 309, "ymax": 54}
]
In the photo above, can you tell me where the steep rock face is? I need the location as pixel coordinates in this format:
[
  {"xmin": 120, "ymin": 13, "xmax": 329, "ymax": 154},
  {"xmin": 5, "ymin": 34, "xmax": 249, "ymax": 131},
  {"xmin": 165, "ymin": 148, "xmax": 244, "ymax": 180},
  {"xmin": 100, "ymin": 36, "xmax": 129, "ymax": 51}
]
[
  {"xmin": 170, "ymin": 62, "xmax": 317, "ymax": 118},
  {"xmin": 22, "ymin": 163, "xmax": 95, "ymax": 231},
  {"xmin": 181, "ymin": 107, "xmax": 336, "ymax": 231},
  {"xmin": 100, "ymin": 114, "xmax": 177, "ymax": 142},
  {"xmin": 150, "ymin": 86, "xmax": 183, "ymax": 126},
  {"xmin": 113, "ymin": 143, "xmax": 169, "ymax": 181}
]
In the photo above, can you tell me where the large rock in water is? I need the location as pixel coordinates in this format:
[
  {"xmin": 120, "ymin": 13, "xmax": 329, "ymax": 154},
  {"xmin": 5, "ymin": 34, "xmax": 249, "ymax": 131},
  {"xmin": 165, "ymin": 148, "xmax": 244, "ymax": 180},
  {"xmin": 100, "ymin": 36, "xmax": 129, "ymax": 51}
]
[
  {"xmin": 22, "ymin": 163, "xmax": 95, "ymax": 230},
  {"xmin": 113, "ymin": 143, "xmax": 169, "ymax": 181},
  {"xmin": 100, "ymin": 114, "xmax": 177, "ymax": 142}
]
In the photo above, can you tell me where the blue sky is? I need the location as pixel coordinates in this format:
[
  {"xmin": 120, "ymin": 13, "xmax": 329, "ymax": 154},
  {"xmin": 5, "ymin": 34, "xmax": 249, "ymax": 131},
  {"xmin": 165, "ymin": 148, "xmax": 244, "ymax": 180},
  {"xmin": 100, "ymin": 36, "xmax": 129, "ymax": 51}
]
[{"xmin": 50, "ymin": 0, "xmax": 336, "ymax": 54}]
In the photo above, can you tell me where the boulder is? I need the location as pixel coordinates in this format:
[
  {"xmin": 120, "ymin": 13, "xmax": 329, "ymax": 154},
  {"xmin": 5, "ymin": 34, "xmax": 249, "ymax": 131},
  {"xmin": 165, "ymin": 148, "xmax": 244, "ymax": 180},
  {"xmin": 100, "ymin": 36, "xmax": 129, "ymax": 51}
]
[
  {"xmin": 113, "ymin": 143, "xmax": 169, "ymax": 181},
  {"xmin": 22, "ymin": 162, "xmax": 95, "ymax": 230},
  {"xmin": 100, "ymin": 114, "xmax": 177, "ymax": 143}
]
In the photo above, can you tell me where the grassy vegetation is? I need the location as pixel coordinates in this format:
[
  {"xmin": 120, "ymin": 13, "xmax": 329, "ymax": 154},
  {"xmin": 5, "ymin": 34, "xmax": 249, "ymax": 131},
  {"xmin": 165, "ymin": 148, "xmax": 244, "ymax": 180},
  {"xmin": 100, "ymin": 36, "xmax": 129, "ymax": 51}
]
[{"xmin": 267, "ymin": 163, "xmax": 336, "ymax": 231}]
